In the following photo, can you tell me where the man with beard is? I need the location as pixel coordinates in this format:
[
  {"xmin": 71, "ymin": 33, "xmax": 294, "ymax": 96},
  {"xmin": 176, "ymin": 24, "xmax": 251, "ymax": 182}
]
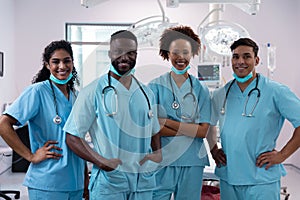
[
  {"xmin": 208, "ymin": 38, "xmax": 300, "ymax": 200},
  {"xmin": 63, "ymin": 30, "xmax": 162, "ymax": 200}
]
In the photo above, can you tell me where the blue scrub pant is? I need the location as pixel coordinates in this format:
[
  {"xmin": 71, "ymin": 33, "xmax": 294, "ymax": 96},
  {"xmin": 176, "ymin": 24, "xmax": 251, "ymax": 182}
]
[
  {"xmin": 153, "ymin": 166, "xmax": 204, "ymax": 200},
  {"xmin": 90, "ymin": 191, "xmax": 153, "ymax": 200},
  {"xmin": 220, "ymin": 179, "xmax": 281, "ymax": 200},
  {"xmin": 28, "ymin": 188, "xmax": 83, "ymax": 200}
]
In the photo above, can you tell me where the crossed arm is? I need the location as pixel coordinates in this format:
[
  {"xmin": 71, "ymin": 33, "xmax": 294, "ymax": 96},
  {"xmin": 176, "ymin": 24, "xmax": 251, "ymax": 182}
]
[{"xmin": 158, "ymin": 118, "xmax": 209, "ymax": 138}]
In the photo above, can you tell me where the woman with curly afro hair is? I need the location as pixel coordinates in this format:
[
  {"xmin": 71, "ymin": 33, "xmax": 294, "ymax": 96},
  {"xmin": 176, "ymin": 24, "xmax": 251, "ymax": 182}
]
[{"xmin": 148, "ymin": 25, "xmax": 211, "ymax": 200}]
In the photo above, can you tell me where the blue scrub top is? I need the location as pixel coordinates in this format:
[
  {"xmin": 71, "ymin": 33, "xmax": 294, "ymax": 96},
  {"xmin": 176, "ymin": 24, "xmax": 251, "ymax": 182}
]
[
  {"xmin": 211, "ymin": 74, "xmax": 300, "ymax": 185},
  {"xmin": 63, "ymin": 73, "xmax": 160, "ymax": 193},
  {"xmin": 4, "ymin": 80, "xmax": 85, "ymax": 191},
  {"xmin": 148, "ymin": 72, "xmax": 211, "ymax": 167}
]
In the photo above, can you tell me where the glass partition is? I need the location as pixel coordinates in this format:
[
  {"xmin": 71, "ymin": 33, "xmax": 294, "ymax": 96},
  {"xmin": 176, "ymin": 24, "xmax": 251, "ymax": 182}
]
[{"xmin": 66, "ymin": 23, "xmax": 131, "ymax": 88}]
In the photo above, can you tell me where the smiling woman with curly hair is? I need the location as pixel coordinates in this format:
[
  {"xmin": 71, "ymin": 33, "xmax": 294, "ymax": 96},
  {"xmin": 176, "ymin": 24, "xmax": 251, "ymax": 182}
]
[
  {"xmin": 148, "ymin": 25, "xmax": 211, "ymax": 200},
  {"xmin": 0, "ymin": 40, "xmax": 87, "ymax": 200}
]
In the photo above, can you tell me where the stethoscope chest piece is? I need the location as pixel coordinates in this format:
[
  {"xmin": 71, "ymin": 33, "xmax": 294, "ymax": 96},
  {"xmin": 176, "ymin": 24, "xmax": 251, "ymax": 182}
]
[
  {"xmin": 53, "ymin": 115, "xmax": 62, "ymax": 124},
  {"xmin": 148, "ymin": 110, "xmax": 154, "ymax": 118},
  {"xmin": 220, "ymin": 108, "xmax": 225, "ymax": 115},
  {"xmin": 172, "ymin": 101, "xmax": 180, "ymax": 110}
]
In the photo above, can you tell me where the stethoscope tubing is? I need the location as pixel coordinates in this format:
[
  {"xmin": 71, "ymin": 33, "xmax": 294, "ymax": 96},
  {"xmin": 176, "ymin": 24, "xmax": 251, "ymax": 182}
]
[
  {"xmin": 169, "ymin": 72, "xmax": 194, "ymax": 110},
  {"xmin": 221, "ymin": 73, "xmax": 260, "ymax": 117},
  {"xmin": 102, "ymin": 72, "xmax": 153, "ymax": 118},
  {"xmin": 49, "ymin": 80, "xmax": 62, "ymax": 124},
  {"xmin": 169, "ymin": 72, "xmax": 197, "ymax": 120},
  {"xmin": 102, "ymin": 73, "xmax": 118, "ymax": 116}
]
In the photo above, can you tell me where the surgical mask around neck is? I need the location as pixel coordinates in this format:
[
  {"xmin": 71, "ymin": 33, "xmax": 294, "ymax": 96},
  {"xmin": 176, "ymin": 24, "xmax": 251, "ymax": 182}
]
[
  {"xmin": 233, "ymin": 72, "xmax": 253, "ymax": 83},
  {"xmin": 50, "ymin": 73, "xmax": 73, "ymax": 85},
  {"xmin": 171, "ymin": 65, "xmax": 191, "ymax": 75},
  {"xmin": 109, "ymin": 64, "xmax": 135, "ymax": 77}
]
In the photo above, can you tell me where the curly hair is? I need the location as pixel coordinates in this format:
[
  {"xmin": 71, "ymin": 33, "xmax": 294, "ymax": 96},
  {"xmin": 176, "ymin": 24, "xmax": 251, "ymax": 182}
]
[
  {"xmin": 32, "ymin": 40, "xmax": 79, "ymax": 92},
  {"xmin": 159, "ymin": 25, "xmax": 201, "ymax": 60}
]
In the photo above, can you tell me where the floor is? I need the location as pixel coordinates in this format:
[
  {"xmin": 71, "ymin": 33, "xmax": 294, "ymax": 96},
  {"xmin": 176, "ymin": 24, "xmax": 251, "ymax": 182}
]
[{"xmin": 0, "ymin": 152, "xmax": 299, "ymax": 200}]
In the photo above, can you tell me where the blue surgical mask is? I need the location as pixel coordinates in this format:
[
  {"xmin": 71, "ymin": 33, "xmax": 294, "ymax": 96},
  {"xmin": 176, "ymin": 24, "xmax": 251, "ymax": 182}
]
[
  {"xmin": 50, "ymin": 73, "xmax": 73, "ymax": 85},
  {"xmin": 109, "ymin": 64, "xmax": 135, "ymax": 77},
  {"xmin": 233, "ymin": 72, "xmax": 253, "ymax": 83},
  {"xmin": 171, "ymin": 65, "xmax": 191, "ymax": 75}
]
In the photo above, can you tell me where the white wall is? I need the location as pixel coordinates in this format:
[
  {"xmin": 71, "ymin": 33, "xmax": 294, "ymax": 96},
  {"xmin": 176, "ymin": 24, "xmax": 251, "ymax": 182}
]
[
  {"xmin": 0, "ymin": 0, "xmax": 299, "ymax": 166},
  {"xmin": 0, "ymin": 0, "xmax": 15, "ymax": 107}
]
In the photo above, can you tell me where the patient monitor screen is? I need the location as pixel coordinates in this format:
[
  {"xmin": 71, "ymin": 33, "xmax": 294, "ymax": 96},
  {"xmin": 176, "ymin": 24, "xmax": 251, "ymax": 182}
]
[{"xmin": 198, "ymin": 64, "xmax": 220, "ymax": 81}]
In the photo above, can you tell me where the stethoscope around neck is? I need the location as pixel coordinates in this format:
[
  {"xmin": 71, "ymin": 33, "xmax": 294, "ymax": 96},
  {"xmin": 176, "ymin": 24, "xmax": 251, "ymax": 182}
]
[
  {"xmin": 49, "ymin": 80, "xmax": 63, "ymax": 124},
  {"xmin": 101, "ymin": 72, "xmax": 153, "ymax": 118},
  {"xmin": 169, "ymin": 72, "xmax": 197, "ymax": 120},
  {"xmin": 220, "ymin": 73, "xmax": 261, "ymax": 117}
]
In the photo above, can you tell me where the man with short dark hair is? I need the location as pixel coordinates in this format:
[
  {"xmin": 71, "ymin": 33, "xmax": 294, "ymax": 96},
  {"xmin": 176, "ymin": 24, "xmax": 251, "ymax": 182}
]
[{"xmin": 208, "ymin": 37, "xmax": 300, "ymax": 200}]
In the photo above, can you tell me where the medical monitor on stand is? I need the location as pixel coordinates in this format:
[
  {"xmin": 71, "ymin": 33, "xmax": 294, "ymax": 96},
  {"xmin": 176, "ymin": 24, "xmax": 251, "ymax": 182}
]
[{"xmin": 197, "ymin": 62, "xmax": 221, "ymax": 89}]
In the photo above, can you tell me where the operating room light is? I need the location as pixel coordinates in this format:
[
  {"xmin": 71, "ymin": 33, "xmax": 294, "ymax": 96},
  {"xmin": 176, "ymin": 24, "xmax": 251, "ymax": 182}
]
[
  {"xmin": 204, "ymin": 26, "xmax": 240, "ymax": 55},
  {"xmin": 128, "ymin": 16, "xmax": 177, "ymax": 47},
  {"xmin": 127, "ymin": 0, "xmax": 177, "ymax": 47},
  {"xmin": 199, "ymin": 20, "xmax": 249, "ymax": 56}
]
